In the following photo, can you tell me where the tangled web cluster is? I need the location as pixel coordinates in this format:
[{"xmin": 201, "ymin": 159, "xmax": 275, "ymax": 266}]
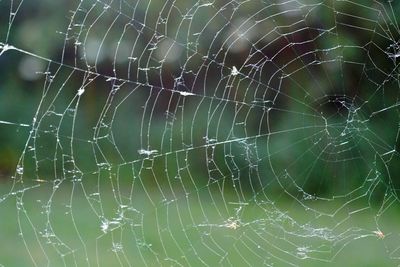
[{"xmin": 1, "ymin": 0, "xmax": 400, "ymax": 266}]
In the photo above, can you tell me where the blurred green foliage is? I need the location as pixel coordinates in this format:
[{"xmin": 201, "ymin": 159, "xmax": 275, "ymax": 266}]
[{"xmin": 0, "ymin": 0, "xmax": 399, "ymax": 197}]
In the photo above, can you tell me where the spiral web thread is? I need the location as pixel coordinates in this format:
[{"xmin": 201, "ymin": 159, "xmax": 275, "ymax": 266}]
[{"xmin": 1, "ymin": 0, "xmax": 400, "ymax": 266}]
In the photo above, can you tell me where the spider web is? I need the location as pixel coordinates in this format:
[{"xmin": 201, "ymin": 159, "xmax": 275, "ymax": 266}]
[{"xmin": 0, "ymin": 0, "xmax": 400, "ymax": 266}]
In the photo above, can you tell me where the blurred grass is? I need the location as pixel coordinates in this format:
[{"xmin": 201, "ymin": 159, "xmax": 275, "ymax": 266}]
[{"xmin": 0, "ymin": 181, "xmax": 398, "ymax": 267}]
